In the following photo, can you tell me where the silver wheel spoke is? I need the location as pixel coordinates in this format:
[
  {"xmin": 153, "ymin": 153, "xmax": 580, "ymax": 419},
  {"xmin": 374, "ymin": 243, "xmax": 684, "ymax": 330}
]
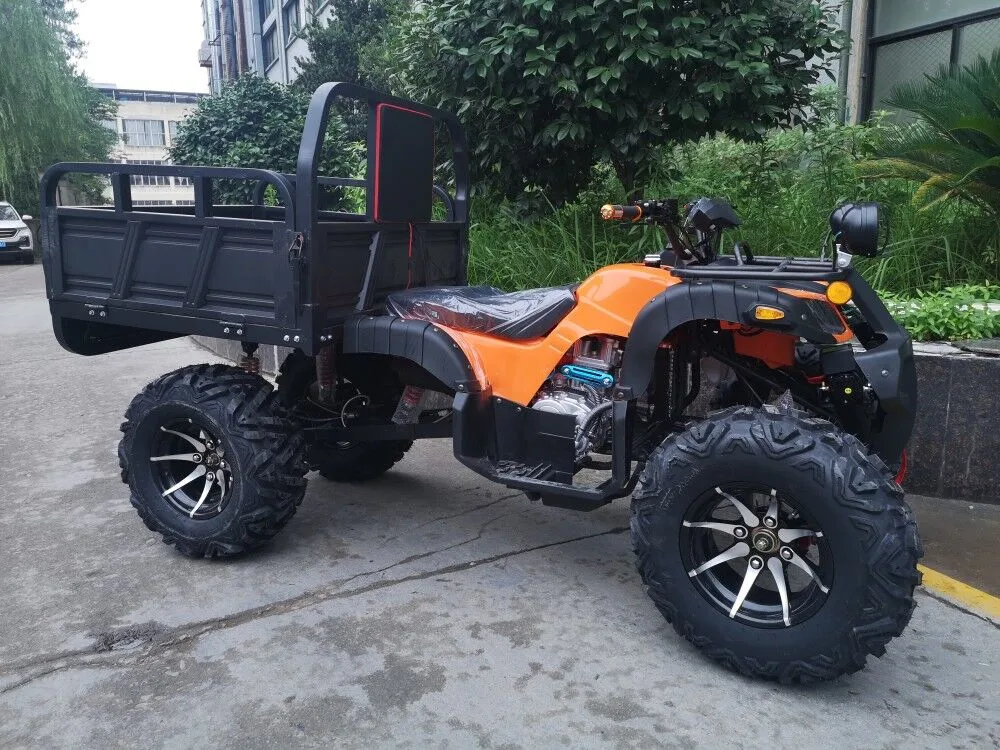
[
  {"xmin": 729, "ymin": 560, "xmax": 763, "ymax": 619},
  {"xmin": 778, "ymin": 528, "xmax": 823, "ymax": 543},
  {"xmin": 683, "ymin": 521, "xmax": 743, "ymax": 537},
  {"xmin": 216, "ymin": 469, "xmax": 227, "ymax": 497},
  {"xmin": 767, "ymin": 557, "xmax": 792, "ymax": 627},
  {"xmin": 150, "ymin": 453, "xmax": 201, "ymax": 464},
  {"xmin": 188, "ymin": 472, "xmax": 215, "ymax": 518},
  {"xmin": 161, "ymin": 464, "xmax": 207, "ymax": 497},
  {"xmin": 785, "ymin": 548, "xmax": 830, "ymax": 594},
  {"xmin": 714, "ymin": 487, "xmax": 759, "ymax": 527},
  {"xmin": 764, "ymin": 489, "xmax": 779, "ymax": 527},
  {"xmin": 160, "ymin": 427, "xmax": 206, "ymax": 453},
  {"xmin": 688, "ymin": 542, "xmax": 750, "ymax": 578}
]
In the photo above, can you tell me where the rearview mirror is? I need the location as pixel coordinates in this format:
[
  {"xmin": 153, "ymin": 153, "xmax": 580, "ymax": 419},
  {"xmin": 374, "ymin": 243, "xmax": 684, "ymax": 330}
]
[{"xmin": 21, "ymin": 214, "xmax": 33, "ymax": 221}]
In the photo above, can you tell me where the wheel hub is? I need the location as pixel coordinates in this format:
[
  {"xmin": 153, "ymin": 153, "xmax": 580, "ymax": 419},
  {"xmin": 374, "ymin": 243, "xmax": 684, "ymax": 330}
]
[
  {"xmin": 149, "ymin": 420, "xmax": 233, "ymax": 520},
  {"xmin": 751, "ymin": 529, "xmax": 778, "ymax": 554},
  {"xmin": 683, "ymin": 485, "xmax": 831, "ymax": 628}
]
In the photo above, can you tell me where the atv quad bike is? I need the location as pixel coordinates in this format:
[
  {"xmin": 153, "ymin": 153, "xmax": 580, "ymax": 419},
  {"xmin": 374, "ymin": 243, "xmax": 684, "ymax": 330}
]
[{"xmin": 40, "ymin": 84, "xmax": 920, "ymax": 683}]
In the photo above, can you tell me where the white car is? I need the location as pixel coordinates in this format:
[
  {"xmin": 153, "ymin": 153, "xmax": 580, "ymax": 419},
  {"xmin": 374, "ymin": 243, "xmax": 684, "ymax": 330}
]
[{"xmin": 0, "ymin": 202, "xmax": 35, "ymax": 264}]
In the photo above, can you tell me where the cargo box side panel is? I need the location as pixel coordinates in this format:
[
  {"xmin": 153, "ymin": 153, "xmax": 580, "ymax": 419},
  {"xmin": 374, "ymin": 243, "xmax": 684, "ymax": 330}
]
[
  {"xmin": 422, "ymin": 223, "xmax": 464, "ymax": 287},
  {"xmin": 202, "ymin": 226, "xmax": 286, "ymax": 323},
  {"xmin": 58, "ymin": 214, "xmax": 125, "ymax": 301},
  {"xmin": 48, "ymin": 209, "xmax": 296, "ymax": 354},
  {"xmin": 127, "ymin": 222, "xmax": 203, "ymax": 306},
  {"xmin": 311, "ymin": 222, "xmax": 379, "ymax": 313}
]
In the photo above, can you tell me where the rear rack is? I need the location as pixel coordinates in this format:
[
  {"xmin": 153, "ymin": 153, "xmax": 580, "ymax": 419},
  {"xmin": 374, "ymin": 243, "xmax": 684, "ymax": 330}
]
[{"xmin": 672, "ymin": 255, "xmax": 848, "ymax": 282}]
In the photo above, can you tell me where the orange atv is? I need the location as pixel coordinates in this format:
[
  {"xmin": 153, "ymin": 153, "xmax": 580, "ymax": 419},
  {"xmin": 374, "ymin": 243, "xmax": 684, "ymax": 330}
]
[{"xmin": 41, "ymin": 84, "xmax": 920, "ymax": 683}]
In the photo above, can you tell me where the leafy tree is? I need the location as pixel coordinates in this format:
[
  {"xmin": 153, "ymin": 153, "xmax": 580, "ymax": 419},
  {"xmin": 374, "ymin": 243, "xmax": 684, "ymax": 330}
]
[
  {"xmin": 395, "ymin": 0, "xmax": 844, "ymax": 203},
  {"xmin": 293, "ymin": 0, "xmax": 405, "ymax": 143},
  {"xmin": 170, "ymin": 75, "xmax": 355, "ymax": 205},
  {"xmin": 0, "ymin": 0, "xmax": 115, "ymax": 212},
  {"xmin": 864, "ymin": 49, "xmax": 1000, "ymax": 218},
  {"xmin": 294, "ymin": 0, "xmax": 402, "ymax": 94},
  {"xmin": 39, "ymin": 0, "xmax": 85, "ymax": 58}
]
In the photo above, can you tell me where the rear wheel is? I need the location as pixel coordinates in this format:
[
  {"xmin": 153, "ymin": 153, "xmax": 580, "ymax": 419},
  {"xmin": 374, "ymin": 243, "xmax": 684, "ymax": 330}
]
[
  {"xmin": 277, "ymin": 350, "xmax": 411, "ymax": 482},
  {"xmin": 631, "ymin": 406, "xmax": 921, "ymax": 683},
  {"xmin": 119, "ymin": 364, "xmax": 307, "ymax": 558}
]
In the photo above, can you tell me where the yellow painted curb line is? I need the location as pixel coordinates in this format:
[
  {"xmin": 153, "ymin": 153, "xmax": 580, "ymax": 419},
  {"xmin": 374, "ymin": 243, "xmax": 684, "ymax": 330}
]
[{"xmin": 919, "ymin": 564, "xmax": 1000, "ymax": 621}]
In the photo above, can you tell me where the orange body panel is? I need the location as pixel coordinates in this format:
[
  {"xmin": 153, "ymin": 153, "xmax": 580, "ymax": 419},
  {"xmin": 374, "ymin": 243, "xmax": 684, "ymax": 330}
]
[
  {"xmin": 720, "ymin": 324, "xmax": 797, "ymax": 369},
  {"xmin": 441, "ymin": 264, "xmax": 683, "ymax": 405}
]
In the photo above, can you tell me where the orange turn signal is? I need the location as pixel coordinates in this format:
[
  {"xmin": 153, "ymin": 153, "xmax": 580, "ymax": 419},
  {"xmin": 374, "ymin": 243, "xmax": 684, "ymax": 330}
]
[
  {"xmin": 826, "ymin": 281, "xmax": 853, "ymax": 305},
  {"xmin": 754, "ymin": 306, "xmax": 785, "ymax": 321}
]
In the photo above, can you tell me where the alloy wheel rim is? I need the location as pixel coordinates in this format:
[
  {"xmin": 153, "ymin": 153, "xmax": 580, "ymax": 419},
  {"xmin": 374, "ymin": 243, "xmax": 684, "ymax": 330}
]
[
  {"xmin": 680, "ymin": 485, "xmax": 832, "ymax": 628},
  {"xmin": 149, "ymin": 418, "xmax": 233, "ymax": 520}
]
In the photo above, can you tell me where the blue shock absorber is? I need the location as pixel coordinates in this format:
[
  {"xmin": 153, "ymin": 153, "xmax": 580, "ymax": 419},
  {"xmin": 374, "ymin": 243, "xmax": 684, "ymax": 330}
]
[{"xmin": 560, "ymin": 365, "xmax": 616, "ymax": 388}]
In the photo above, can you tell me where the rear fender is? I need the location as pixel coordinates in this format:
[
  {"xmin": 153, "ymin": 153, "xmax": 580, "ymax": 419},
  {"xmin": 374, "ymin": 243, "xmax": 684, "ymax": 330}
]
[{"xmin": 341, "ymin": 316, "xmax": 482, "ymax": 394}]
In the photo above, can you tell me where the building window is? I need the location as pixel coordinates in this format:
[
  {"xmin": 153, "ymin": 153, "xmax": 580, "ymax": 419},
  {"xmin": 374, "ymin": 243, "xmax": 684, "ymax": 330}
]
[
  {"xmin": 168, "ymin": 121, "xmax": 182, "ymax": 144},
  {"xmin": 122, "ymin": 119, "xmax": 166, "ymax": 147},
  {"xmin": 282, "ymin": 0, "xmax": 301, "ymax": 41},
  {"xmin": 175, "ymin": 200, "xmax": 196, "ymax": 206},
  {"xmin": 263, "ymin": 27, "xmax": 278, "ymax": 68},
  {"xmin": 865, "ymin": 1, "xmax": 1000, "ymax": 118},
  {"xmin": 259, "ymin": 0, "xmax": 276, "ymax": 20},
  {"xmin": 173, "ymin": 176, "xmax": 193, "ymax": 187},
  {"xmin": 127, "ymin": 160, "xmax": 169, "ymax": 186},
  {"xmin": 873, "ymin": 0, "xmax": 999, "ymax": 36}
]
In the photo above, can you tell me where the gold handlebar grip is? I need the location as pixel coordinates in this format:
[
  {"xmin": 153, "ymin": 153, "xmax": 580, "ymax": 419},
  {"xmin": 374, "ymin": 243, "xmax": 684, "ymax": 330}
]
[{"xmin": 600, "ymin": 204, "xmax": 643, "ymax": 221}]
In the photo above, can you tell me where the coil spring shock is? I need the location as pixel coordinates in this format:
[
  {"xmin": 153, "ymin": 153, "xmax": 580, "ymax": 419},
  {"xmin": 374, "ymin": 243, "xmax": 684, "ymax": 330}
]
[
  {"xmin": 239, "ymin": 342, "xmax": 260, "ymax": 375},
  {"xmin": 316, "ymin": 345, "xmax": 336, "ymax": 402}
]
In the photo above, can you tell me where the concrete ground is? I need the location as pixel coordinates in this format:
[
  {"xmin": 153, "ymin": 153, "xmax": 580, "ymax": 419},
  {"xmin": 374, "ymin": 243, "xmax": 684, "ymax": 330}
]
[{"xmin": 1, "ymin": 263, "xmax": 998, "ymax": 749}]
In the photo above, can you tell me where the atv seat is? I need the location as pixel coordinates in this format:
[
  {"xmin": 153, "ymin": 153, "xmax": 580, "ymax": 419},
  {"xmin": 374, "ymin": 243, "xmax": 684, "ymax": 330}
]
[{"xmin": 386, "ymin": 285, "xmax": 577, "ymax": 340}]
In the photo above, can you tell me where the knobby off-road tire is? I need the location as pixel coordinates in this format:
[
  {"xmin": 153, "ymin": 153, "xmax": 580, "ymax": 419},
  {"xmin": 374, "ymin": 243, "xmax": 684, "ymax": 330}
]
[
  {"xmin": 630, "ymin": 406, "xmax": 922, "ymax": 684},
  {"xmin": 119, "ymin": 364, "xmax": 308, "ymax": 558},
  {"xmin": 276, "ymin": 350, "xmax": 411, "ymax": 482}
]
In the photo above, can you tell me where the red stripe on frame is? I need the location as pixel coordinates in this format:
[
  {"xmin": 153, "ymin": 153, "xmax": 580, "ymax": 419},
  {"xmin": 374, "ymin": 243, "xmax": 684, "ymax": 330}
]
[{"xmin": 407, "ymin": 222, "xmax": 414, "ymax": 288}]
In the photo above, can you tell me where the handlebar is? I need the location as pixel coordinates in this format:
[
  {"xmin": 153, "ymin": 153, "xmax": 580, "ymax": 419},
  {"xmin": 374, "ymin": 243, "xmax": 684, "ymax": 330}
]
[
  {"xmin": 600, "ymin": 199, "xmax": 679, "ymax": 226},
  {"xmin": 600, "ymin": 204, "xmax": 644, "ymax": 222}
]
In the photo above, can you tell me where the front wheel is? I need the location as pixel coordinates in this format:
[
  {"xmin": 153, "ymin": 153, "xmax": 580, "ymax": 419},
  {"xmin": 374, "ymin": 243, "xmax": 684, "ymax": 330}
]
[{"xmin": 631, "ymin": 406, "xmax": 921, "ymax": 683}]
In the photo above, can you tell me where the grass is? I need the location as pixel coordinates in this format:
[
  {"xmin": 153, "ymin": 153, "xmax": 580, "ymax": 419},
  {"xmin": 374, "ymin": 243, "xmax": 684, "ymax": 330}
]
[{"xmin": 468, "ymin": 115, "xmax": 1000, "ymax": 301}]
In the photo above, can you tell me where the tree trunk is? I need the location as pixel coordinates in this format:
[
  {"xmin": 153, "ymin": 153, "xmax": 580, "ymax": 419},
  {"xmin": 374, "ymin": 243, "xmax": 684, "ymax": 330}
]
[{"xmin": 611, "ymin": 155, "xmax": 647, "ymax": 203}]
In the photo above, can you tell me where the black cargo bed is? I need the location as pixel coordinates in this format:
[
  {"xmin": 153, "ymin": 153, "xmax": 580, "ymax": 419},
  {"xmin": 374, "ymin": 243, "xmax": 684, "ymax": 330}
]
[{"xmin": 40, "ymin": 83, "xmax": 469, "ymax": 357}]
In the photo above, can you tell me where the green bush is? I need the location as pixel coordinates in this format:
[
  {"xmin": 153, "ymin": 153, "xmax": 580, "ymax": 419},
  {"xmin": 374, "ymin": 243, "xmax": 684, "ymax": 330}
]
[
  {"xmin": 882, "ymin": 284, "xmax": 1000, "ymax": 342},
  {"xmin": 863, "ymin": 49, "xmax": 1000, "ymax": 218}
]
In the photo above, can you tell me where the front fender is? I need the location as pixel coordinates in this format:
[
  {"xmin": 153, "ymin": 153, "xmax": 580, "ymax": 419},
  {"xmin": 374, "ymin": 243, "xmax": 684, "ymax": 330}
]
[{"xmin": 618, "ymin": 278, "xmax": 841, "ymax": 395}]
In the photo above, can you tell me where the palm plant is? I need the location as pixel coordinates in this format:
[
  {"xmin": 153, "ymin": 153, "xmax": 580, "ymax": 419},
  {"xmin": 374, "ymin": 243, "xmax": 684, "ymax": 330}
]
[{"xmin": 863, "ymin": 49, "xmax": 1000, "ymax": 217}]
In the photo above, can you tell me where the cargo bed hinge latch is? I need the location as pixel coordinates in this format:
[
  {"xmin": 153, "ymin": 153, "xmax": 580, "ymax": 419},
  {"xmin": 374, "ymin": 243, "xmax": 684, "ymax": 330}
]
[{"xmin": 287, "ymin": 232, "xmax": 305, "ymax": 266}]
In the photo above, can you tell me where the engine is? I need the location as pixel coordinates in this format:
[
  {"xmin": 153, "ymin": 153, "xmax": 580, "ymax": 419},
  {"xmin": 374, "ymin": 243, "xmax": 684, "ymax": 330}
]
[{"xmin": 530, "ymin": 337, "xmax": 621, "ymax": 462}]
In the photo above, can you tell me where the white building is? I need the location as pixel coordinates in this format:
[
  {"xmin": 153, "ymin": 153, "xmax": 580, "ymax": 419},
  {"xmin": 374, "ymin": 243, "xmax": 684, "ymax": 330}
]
[
  {"xmin": 200, "ymin": 0, "xmax": 335, "ymax": 92},
  {"xmin": 96, "ymin": 86, "xmax": 207, "ymax": 206}
]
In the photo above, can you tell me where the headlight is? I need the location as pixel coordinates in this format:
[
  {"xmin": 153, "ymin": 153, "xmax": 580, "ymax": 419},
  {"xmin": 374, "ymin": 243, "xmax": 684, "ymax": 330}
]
[{"xmin": 829, "ymin": 203, "xmax": 887, "ymax": 258}]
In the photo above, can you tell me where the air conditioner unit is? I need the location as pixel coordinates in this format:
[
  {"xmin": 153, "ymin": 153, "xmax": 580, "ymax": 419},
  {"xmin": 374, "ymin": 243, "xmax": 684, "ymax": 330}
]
[{"xmin": 198, "ymin": 42, "xmax": 213, "ymax": 68}]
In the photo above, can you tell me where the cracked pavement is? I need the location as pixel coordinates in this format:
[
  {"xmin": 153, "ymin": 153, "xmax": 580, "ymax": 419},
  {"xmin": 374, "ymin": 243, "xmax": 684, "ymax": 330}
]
[{"xmin": 2, "ymin": 263, "xmax": 999, "ymax": 748}]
